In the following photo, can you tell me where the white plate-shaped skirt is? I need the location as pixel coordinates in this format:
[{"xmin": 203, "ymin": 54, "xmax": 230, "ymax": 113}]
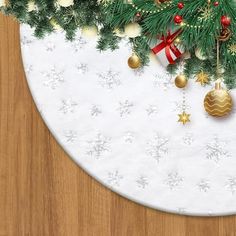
[{"xmin": 20, "ymin": 24, "xmax": 236, "ymax": 216}]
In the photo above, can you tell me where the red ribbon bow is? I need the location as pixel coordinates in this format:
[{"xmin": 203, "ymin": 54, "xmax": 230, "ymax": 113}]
[{"xmin": 152, "ymin": 29, "xmax": 182, "ymax": 64}]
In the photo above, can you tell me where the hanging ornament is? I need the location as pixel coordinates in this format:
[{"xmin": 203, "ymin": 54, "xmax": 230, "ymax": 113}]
[
  {"xmin": 219, "ymin": 28, "xmax": 232, "ymax": 42},
  {"xmin": 114, "ymin": 28, "xmax": 126, "ymax": 38},
  {"xmin": 213, "ymin": 1, "xmax": 219, "ymax": 6},
  {"xmin": 174, "ymin": 15, "xmax": 183, "ymax": 24},
  {"xmin": 175, "ymin": 74, "xmax": 188, "ymax": 88},
  {"xmin": 124, "ymin": 22, "xmax": 142, "ymax": 38},
  {"xmin": 177, "ymin": 2, "xmax": 184, "ymax": 9},
  {"xmin": 221, "ymin": 15, "xmax": 231, "ymax": 27},
  {"xmin": 204, "ymin": 82, "xmax": 233, "ymax": 117},
  {"xmin": 195, "ymin": 48, "xmax": 207, "ymax": 60},
  {"xmin": 196, "ymin": 71, "xmax": 209, "ymax": 86},
  {"xmin": 128, "ymin": 53, "xmax": 141, "ymax": 69}
]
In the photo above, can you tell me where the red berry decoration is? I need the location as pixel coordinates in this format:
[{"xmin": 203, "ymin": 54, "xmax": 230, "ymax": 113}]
[
  {"xmin": 178, "ymin": 2, "xmax": 184, "ymax": 9},
  {"xmin": 174, "ymin": 15, "xmax": 183, "ymax": 24},
  {"xmin": 221, "ymin": 15, "xmax": 231, "ymax": 27},
  {"xmin": 213, "ymin": 1, "xmax": 219, "ymax": 6}
]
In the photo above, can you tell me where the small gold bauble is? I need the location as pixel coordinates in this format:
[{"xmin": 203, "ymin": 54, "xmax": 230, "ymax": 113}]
[
  {"xmin": 175, "ymin": 74, "xmax": 188, "ymax": 88},
  {"xmin": 204, "ymin": 82, "xmax": 233, "ymax": 117},
  {"xmin": 128, "ymin": 54, "xmax": 141, "ymax": 69}
]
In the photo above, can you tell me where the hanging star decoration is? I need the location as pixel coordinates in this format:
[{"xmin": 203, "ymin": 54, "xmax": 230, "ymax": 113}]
[
  {"xmin": 178, "ymin": 111, "xmax": 190, "ymax": 125},
  {"xmin": 196, "ymin": 71, "xmax": 209, "ymax": 86}
]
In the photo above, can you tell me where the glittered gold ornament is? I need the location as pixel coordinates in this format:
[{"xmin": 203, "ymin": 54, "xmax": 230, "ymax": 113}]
[
  {"xmin": 128, "ymin": 54, "xmax": 141, "ymax": 69},
  {"xmin": 204, "ymin": 82, "xmax": 233, "ymax": 117},
  {"xmin": 175, "ymin": 74, "xmax": 188, "ymax": 88},
  {"xmin": 178, "ymin": 111, "xmax": 191, "ymax": 125},
  {"xmin": 196, "ymin": 71, "xmax": 209, "ymax": 86}
]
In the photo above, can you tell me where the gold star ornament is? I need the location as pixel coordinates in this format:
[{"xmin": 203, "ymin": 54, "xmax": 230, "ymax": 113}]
[
  {"xmin": 178, "ymin": 111, "xmax": 191, "ymax": 125},
  {"xmin": 196, "ymin": 71, "xmax": 209, "ymax": 86}
]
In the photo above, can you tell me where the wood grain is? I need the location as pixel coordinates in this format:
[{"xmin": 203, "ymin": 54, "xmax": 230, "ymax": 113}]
[{"xmin": 0, "ymin": 14, "xmax": 236, "ymax": 236}]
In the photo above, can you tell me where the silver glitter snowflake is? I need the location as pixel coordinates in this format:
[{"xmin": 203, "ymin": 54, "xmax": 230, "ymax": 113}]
[
  {"xmin": 146, "ymin": 134, "xmax": 169, "ymax": 162},
  {"xmin": 90, "ymin": 105, "xmax": 102, "ymax": 117},
  {"xmin": 123, "ymin": 131, "xmax": 135, "ymax": 143},
  {"xmin": 71, "ymin": 36, "xmax": 87, "ymax": 52},
  {"xmin": 107, "ymin": 170, "xmax": 123, "ymax": 187},
  {"xmin": 206, "ymin": 136, "xmax": 230, "ymax": 162},
  {"xmin": 117, "ymin": 100, "xmax": 134, "ymax": 117},
  {"xmin": 45, "ymin": 41, "xmax": 56, "ymax": 51},
  {"xmin": 77, "ymin": 63, "xmax": 88, "ymax": 74},
  {"xmin": 226, "ymin": 177, "xmax": 236, "ymax": 194},
  {"xmin": 21, "ymin": 35, "xmax": 34, "ymax": 46},
  {"xmin": 59, "ymin": 99, "xmax": 78, "ymax": 114},
  {"xmin": 43, "ymin": 66, "xmax": 64, "ymax": 89},
  {"xmin": 146, "ymin": 105, "xmax": 158, "ymax": 116},
  {"xmin": 136, "ymin": 176, "xmax": 149, "ymax": 189},
  {"xmin": 153, "ymin": 73, "xmax": 173, "ymax": 91},
  {"xmin": 86, "ymin": 133, "xmax": 111, "ymax": 158},
  {"xmin": 64, "ymin": 130, "xmax": 77, "ymax": 143},
  {"xmin": 197, "ymin": 180, "xmax": 210, "ymax": 192},
  {"xmin": 165, "ymin": 172, "xmax": 183, "ymax": 190},
  {"xmin": 97, "ymin": 69, "xmax": 121, "ymax": 89},
  {"xmin": 183, "ymin": 133, "xmax": 194, "ymax": 145}
]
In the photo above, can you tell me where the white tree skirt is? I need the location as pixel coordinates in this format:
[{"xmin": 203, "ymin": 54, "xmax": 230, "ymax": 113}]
[{"xmin": 20, "ymin": 24, "xmax": 236, "ymax": 216}]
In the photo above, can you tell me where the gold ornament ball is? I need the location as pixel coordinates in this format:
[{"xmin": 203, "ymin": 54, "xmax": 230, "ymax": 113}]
[
  {"xmin": 175, "ymin": 74, "xmax": 188, "ymax": 88},
  {"xmin": 204, "ymin": 82, "xmax": 233, "ymax": 117},
  {"xmin": 128, "ymin": 54, "xmax": 141, "ymax": 69}
]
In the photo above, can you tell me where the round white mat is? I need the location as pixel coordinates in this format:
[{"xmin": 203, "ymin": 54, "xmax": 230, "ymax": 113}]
[{"xmin": 20, "ymin": 24, "xmax": 236, "ymax": 216}]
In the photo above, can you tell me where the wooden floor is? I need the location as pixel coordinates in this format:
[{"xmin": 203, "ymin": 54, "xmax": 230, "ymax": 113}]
[{"xmin": 0, "ymin": 14, "xmax": 236, "ymax": 236}]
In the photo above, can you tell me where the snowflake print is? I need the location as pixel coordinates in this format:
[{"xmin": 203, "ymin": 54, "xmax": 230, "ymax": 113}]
[
  {"xmin": 21, "ymin": 35, "xmax": 34, "ymax": 46},
  {"xmin": 173, "ymin": 101, "xmax": 191, "ymax": 113},
  {"xmin": 146, "ymin": 133, "xmax": 169, "ymax": 162},
  {"xmin": 206, "ymin": 136, "xmax": 230, "ymax": 162},
  {"xmin": 183, "ymin": 133, "xmax": 194, "ymax": 145},
  {"xmin": 133, "ymin": 68, "xmax": 145, "ymax": 77},
  {"xmin": 97, "ymin": 69, "xmax": 121, "ymax": 89},
  {"xmin": 107, "ymin": 170, "xmax": 123, "ymax": 187},
  {"xmin": 153, "ymin": 73, "xmax": 173, "ymax": 91},
  {"xmin": 77, "ymin": 63, "xmax": 88, "ymax": 74},
  {"xmin": 59, "ymin": 99, "xmax": 78, "ymax": 114},
  {"xmin": 64, "ymin": 130, "xmax": 77, "ymax": 143},
  {"xmin": 146, "ymin": 105, "xmax": 158, "ymax": 116},
  {"xmin": 123, "ymin": 131, "xmax": 135, "ymax": 143},
  {"xmin": 71, "ymin": 36, "xmax": 87, "ymax": 52},
  {"xmin": 90, "ymin": 105, "xmax": 102, "ymax": 117},
  {"xmin": 226, "ymin": 177, "xmax": 236, "ymax": 194},
  {"xmin": 117, "ymin": 100, "xmax": 134, "ymax": 117},
  {"xmin": 197, "ymin": 180, "xmax": 210, "ymax": 192},
  {"xmin": 165, "ymin": 172, "xmax": 183, "ymax": 190},
  {"xmin": 43, "ymin": 66, "xmax": 64, "ymax": 89},
  {"xmin": 136, "ymin": 176, "xmax": 149, "ymax": 189},
  {"xmin": 45, "ymin": 41, "xmax": 56, "ymax": 51},
  {"xmin": 86, "ymin": 133, "xmax": 111, "ymax": 158}
]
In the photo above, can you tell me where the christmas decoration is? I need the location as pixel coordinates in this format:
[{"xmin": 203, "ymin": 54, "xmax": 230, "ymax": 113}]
[
  {"xmin": 221, "ymin": 15, "xmax": 231, "ymax": 27},
  {"xmin": 196, "ymin": 71, "xmax": 209, "ymax": 86},
  {"xmin": 128, "ymin": 53, "xmax": 141, "ymax": 69},
  {"xmin": 175, "ymin": 74, "xmax": 188, "ymax": 88},
  {"xmin": 124, "ymin": 22, "xmax": 142, "ymax": 38},
  {"xmin": 178, "ymin": 111, "xmax": 191, "ymax": 125},
  {"xmin": 81, "ymin": 25, "xmax": 98, "ymax": 38},
  {"xmin": 174, "ymin": 15, "xmax": 183, "ymax": 24},
  {"xmin": 204, "ymin": 82, "xmax": 233, "ymax": 117},
  {"xmin": 57, "ymin": 0, "xmax": 74, "ymax": 7}
]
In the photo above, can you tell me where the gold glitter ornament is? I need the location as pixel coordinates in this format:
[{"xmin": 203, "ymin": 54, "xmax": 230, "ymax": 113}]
[
  {"xmin": 175, "ymin": 74, "xmax": 188, "ymax": 88},
  {"xmin": 128, "ymin": 53, "xmax": 141, "ymax": 69}
]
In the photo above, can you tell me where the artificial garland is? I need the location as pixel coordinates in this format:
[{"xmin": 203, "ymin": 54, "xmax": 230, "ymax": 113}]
[{"xmin": 1, "ymin": 0, "xmax": 236, "ymax": 122}]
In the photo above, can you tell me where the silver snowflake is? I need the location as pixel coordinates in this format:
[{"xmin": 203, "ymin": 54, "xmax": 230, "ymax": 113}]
[
  {"xmin": 165, "ymin": 172, "xmax": 183, "ymax": 190},
  {"xmin": 45, "ymin": 41, "xmax": 56, "ymax": 51},
  {"xmin": 90, "ymin": 105, "xmax": 102, "ymax": 117},
  {"xmin": 43, "ymin": 66, "xmax": 64, "ymax": 89},
  {"xmin": 77, "ymin": 63, "xmax": 88, "ymax": 74},
  {"xmin": 117, "ymin": 100, "xmax": 134, "ymax": 117},
  {"xmin": 206, "ymin": 136, "xmax": 230, "ymax": 162},
  {"xmin": 146, "ymin": 134, "xmax": 169, "ymax": 162},
  {"xmin": 86, "ymin": 133, "xmax": 111, "ymax": 158},
  {"xmin": 71, "ymin": 36, "xmax": 87, "ymax": 52},
  {"xmin": 136, "ymin": 176, "xmax": 149, "ymax": 189},
  {"xmin": 153, "ymin": 73, "xmax": 173, "ymax": 91},
  {"xmin": 107, "ymin": 170, "xmax": 123, "ymax": 187},
  {"xmin": 97, "ymin": 69, "xmax": 121, "ymax": 89},
  {"xmin": 59, "ymin": 99, "xmax": 78, "ymax": 114},
  {"xmin": 197, "ymin": 180, "xmax": 210, "ymax": 192},
  {"xmin": 146, "ymin": 105, "xmax": 158, "ymax": 116},
  {"xmin": 21, "ymin": 35, "xmax": 34, "ymax": 46},
  {"xmin": 123, "ymin": 131, "xmax": 135, "ymax": 143},
  {"xmin": 25, "ymin": 64, "xmax": 33, "ymax": 75},
  {"xmin": 173, "ymin": 101, "xmax": 191, "ymax": 113},
  {"xmin": 226, "ymin": 177, "xmax": 236, "ymax": 194},
  {"xmin": 64, "ymin": 130, "xmax": 77, "ymax": 143},
  {"xmin": 133, "ymin": 68, "xmax": 145, "ymax": 77},
  {"xmin": 183, "ymin": 133, "xmax": 194, "ymax": 145}
]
